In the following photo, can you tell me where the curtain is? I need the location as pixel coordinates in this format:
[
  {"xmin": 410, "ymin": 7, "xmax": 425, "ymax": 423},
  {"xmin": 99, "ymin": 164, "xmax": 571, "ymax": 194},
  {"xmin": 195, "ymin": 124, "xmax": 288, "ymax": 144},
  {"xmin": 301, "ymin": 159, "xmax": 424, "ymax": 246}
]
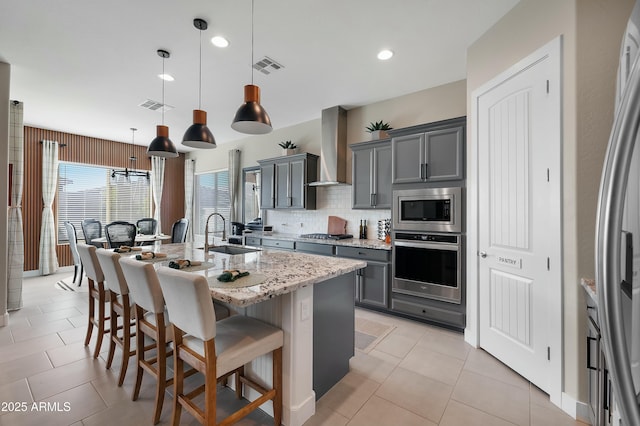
[
  {"xmin": 228, "ymin": 149, "xmax": 241, "ymax": 224},
  {"xmin": 151, "ymin": 156, "xmax": 165, "ymax": 234},
  {"xmin": 39, "ymin": 140, "xmax": 59, "ymax": 275},
  {"xmin": 7, "ymin": 101, "xmax": 24, "ymax": 310},
  {"xmin": 184, "ymin": 159, "xmax": 195, "ymax": 242}
]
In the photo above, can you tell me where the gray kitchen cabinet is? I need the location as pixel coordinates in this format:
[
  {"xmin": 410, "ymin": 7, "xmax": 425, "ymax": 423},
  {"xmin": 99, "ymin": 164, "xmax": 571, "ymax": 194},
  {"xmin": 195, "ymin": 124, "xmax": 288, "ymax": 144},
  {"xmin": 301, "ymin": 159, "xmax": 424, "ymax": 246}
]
[
  {"xmin": 258, "ymin": 153, "xmax": 318, "ymax": 210},
  {"xmin": 335, "ymin": 246, "xmax": 390, "ymax": 309},
  {"xmin": 296, "ymin": 241, "xmax": 335, "ymax": 256},
  {"xmin": 584, "ymin": 287, "xmax": 615, "ymax": 426},
  {"xmin": 259, "ymin": 163, "xmax": 275, "ymax": 209},
  {"xmin": 244, "ymin": 236, "xmax": 262, "ymax": 247},
  {"xmin": 261, "ymin": 238, "xmax": 295, "ymax": 251},
  {"xmin": 390, "ymin": 117, "xmax": 465, "ymax": 184},
  {"xmin": 351, "ymin": 139, "xmax": 392, "ymax": 209}
]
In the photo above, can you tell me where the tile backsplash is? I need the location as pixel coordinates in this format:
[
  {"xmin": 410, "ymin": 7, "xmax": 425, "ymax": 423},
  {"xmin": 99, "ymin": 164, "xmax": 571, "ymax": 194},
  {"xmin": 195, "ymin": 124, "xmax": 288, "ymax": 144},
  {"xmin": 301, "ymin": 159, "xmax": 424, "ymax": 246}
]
[{"xmin": 263, "ymin": 185, "xmax": 390, "ymax": 238}]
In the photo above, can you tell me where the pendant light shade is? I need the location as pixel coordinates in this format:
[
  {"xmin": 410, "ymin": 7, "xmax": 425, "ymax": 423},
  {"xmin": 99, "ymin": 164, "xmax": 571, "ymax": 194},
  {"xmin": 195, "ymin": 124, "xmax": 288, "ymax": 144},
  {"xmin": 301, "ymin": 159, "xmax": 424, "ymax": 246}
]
[
  {"xmin": 231, "ymin": 84, "xmax": 272, "ymax": 134},
  {"xmin": 148, "ymin": 49, "xmax": 179, "ymax": 158},
  {"xmin": 231, "ymin": 0, "xmax": 272, "ymax": 135},
  {"xmin": 148, "ymin": 124, "xmax": 178, "ymax": 157},
  {"xmin": 182, "ymin": 18, "xmax": 217, "ymax": 149}
]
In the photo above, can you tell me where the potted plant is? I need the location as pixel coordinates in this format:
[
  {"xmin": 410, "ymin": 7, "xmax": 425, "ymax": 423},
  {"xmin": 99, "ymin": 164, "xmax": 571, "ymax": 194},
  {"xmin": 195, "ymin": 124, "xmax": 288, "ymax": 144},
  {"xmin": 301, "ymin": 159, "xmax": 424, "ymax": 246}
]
[
  {"xmin": 279, "ymin": 140, "xmax": 298, "ymax": 155},
  {"xmin": 366, "ymin": 120, "xmax": 393, "ymax": 140}
]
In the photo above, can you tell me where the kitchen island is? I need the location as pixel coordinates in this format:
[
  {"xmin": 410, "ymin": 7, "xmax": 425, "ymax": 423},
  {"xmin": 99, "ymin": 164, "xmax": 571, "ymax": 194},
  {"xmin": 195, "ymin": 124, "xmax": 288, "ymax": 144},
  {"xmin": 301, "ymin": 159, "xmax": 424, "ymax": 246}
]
[{"xmin": 142, "ymin": 242, "xmax": 366, "ymax": 426}]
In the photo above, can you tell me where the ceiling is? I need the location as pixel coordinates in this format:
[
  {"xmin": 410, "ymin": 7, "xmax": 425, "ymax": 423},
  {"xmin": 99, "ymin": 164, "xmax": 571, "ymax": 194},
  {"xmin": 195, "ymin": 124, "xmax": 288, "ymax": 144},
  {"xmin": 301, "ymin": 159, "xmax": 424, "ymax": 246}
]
[{"xmin": 0, "ymin": 0, "xmax": 519, "ymax": 151}]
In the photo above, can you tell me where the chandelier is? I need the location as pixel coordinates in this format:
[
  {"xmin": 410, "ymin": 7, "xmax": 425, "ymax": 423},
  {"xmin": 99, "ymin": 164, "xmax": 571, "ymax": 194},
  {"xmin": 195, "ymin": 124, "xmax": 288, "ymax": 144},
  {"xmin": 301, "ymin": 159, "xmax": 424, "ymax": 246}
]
[{"xmin": 112, "ymin": 128, "xmax": 151, "ymax": 182}]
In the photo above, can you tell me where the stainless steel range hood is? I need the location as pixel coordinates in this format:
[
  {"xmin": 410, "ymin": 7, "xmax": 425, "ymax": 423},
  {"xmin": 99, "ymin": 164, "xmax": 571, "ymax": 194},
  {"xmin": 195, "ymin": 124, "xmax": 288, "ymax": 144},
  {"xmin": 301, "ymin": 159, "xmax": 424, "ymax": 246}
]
[{"xmin": 308, "ymin": 106, "xmax": 350, "ymax": 186}]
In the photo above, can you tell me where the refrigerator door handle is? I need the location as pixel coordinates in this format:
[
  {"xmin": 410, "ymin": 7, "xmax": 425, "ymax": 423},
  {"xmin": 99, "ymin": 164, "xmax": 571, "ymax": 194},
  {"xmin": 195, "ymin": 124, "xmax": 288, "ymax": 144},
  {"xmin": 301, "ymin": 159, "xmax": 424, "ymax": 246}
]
[{"xmin": 596, "ymin": 30, "xmax": 640, "ymax": 425}]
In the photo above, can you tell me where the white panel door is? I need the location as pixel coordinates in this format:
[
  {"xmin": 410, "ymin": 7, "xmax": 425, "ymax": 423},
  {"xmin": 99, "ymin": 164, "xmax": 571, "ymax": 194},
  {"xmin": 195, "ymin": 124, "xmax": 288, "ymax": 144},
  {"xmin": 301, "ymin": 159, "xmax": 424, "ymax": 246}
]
[{"xmin": 477, "ymin": 40, "xmax": 562, "ymax": 395}]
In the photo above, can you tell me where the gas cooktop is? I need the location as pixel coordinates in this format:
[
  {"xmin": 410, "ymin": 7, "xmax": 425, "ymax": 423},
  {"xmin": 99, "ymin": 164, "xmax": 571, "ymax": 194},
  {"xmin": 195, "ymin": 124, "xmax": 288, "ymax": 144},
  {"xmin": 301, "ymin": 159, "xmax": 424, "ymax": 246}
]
[{"xmin": 300, "ymin": 233, "xmax": 353, "ymax": 240}]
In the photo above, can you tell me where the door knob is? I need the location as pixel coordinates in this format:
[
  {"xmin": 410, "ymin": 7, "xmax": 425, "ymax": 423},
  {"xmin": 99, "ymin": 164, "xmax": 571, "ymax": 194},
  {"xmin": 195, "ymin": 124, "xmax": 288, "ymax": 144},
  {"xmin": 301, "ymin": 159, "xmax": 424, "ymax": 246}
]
[{"xmin": 479, "ymin": 251, "xmax": 487, "ymax": 258}]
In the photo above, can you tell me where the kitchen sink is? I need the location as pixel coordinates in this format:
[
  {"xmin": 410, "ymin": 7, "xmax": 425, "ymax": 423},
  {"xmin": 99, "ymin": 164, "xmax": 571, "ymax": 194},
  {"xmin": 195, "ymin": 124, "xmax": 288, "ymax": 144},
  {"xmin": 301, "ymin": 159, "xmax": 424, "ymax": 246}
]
[{"xmin": 199, "ymin": 245, "xmax": 261, "ymax": 255}]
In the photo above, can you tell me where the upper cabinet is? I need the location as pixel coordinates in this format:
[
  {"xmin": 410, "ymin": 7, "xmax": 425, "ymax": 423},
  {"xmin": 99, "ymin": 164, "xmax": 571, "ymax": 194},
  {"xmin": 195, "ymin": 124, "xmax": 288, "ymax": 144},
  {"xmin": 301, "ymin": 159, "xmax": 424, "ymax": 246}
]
[
  {"xmin": 390, "ymin": 117, "xmax": 465, "ymax": 184},
  {"xmin": 258, "ymin": 153, "xmax": 318, "ymax": 210},
  {"xmin": 351, "ymin": 139, "xmax": 392, "ymax": 209}
]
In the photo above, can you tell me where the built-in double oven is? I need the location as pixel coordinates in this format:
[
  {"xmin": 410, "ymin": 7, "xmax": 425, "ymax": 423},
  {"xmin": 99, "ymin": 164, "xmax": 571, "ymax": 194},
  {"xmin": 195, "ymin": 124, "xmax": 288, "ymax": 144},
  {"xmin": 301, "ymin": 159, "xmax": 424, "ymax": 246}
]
[{"xmin": 392, "ymin": 187, "xmax": 463, "ymax": 304}]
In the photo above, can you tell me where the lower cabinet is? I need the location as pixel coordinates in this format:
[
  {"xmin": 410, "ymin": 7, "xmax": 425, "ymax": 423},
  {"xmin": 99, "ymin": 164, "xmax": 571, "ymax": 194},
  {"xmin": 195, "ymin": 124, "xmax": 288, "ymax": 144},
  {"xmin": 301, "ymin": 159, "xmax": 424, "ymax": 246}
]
[
  {"xmin": 335, "ymin": 246, "xmax": 390, "ymax": 309},
  {"xmin": 585, "ymin": 292, "xmax": 614, "ymax": 426},
  {"xmin": 355, "ymin": 260, "xmax": 388, "ymax": 308}
]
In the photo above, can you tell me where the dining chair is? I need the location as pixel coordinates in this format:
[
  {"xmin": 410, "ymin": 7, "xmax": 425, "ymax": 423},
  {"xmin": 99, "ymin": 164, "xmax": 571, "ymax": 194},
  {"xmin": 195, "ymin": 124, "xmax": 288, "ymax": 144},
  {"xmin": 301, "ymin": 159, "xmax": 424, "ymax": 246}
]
[
  {"xmin": 156, "ymin": 266, "xmax": 283, "ymax": 426},
  {"xmin": 64, "ymin": 221, "xmax": 83, "ymax": 286},
  {"xmin": 137, "ymin": 217, "xmax": 158, "ymax": 236},
  {"xmin": 81, "ymin": 218, "xmax": 104, "ymax": 248},
  {"xmin": 105, "ymin": 221, "xmax": 137, "ymax": 248},
  {"xmin": 119, "ymin": 257, "xmax": 173, "ymax": 424},
  {"xmin": 76, "ymin": 243, "xmax": 110, "ymax": 358},
  {"xmin": 170, "ymin": 218, "xmax": 189, "ymax": 243},
  {"xmin": 96, "ymin": 249, "xmax": 136, "ymax": 386}
]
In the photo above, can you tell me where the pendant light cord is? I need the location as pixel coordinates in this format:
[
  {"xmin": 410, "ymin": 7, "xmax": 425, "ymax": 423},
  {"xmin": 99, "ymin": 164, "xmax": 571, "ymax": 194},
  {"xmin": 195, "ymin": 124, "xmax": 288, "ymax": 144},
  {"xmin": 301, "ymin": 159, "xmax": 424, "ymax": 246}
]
[
  {"xmin": 198, "ymin": 24, "xmax": 203, "ymax": 109},
  {"xmin": 251, "ymin": 0, "xmax": 254, "ymax": 85},
  {"xmin": 161, "ymin": 55, "xmax": 166, "ymax": 125}
]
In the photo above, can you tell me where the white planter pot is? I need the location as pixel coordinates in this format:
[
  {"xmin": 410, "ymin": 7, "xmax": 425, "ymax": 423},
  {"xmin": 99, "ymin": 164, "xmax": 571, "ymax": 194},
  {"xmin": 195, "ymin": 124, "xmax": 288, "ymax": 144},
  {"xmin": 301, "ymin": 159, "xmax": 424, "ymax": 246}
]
[
  {"xmin": 283, "ymin": 148, "xmax": 297, "ymax": 156},
  {"xmin": 370, "ymin": 130, "xmax": 389, "ymax": 140}
]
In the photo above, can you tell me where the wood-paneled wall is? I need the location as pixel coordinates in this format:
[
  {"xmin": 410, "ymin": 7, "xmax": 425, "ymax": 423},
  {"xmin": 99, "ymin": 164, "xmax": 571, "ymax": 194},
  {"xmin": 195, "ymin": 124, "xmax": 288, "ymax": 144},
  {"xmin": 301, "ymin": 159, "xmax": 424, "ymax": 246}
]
[{"xmin": 23, "ymin": 126, "xmax": 185, "ymax": 271}]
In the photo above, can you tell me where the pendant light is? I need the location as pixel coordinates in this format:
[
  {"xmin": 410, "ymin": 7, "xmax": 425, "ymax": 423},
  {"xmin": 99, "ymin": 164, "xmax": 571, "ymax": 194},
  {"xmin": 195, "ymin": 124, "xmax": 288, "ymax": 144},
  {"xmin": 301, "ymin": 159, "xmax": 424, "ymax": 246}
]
[
  {"xmin": 148, "ymin": 49, "xmax": 179, "ymax": 158},
  {"xmin": 231, "ymin": 0, "xmax": 272, "ymax": 134},
  {"xmin": 182, "ymin": 18, "xmax": 217, "ymax": 149}
]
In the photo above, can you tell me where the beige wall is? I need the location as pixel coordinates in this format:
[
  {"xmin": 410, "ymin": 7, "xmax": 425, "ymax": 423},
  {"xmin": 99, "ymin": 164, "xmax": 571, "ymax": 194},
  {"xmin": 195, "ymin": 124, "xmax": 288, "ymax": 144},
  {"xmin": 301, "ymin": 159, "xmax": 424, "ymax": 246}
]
[
  {"xmin": 0, "ymin": 62, "xmax": 9, "ymax": 322},
  {"xmin": 467, "ymin": 0, "xmax": 633, "ymax": 405},
  {"xmin": 191, "ymin": 79, "xmax": 467, "ymax": 178}
]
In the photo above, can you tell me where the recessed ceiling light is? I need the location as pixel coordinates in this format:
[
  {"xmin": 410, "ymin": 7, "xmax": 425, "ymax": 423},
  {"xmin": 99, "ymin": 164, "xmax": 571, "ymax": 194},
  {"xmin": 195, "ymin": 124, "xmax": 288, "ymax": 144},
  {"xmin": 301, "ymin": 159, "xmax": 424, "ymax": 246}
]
[
  {"xmin": 211, "ymin": 36, "xmax": 229, "ymax": 48},
  {"xmin": 377, "ymin": 49, "xmax": 394, "ymax": 60},
  {"xmin": 158, "ymin": 74, "xmax": 175, "ymax": 81}
]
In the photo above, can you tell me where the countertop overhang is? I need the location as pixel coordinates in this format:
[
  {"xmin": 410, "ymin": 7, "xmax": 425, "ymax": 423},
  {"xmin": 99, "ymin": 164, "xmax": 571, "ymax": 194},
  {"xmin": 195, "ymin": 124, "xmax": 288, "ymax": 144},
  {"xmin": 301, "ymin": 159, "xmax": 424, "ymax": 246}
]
[{"xmin": 136, "ymin": 242, "xmax": 366, "ymax": 307}]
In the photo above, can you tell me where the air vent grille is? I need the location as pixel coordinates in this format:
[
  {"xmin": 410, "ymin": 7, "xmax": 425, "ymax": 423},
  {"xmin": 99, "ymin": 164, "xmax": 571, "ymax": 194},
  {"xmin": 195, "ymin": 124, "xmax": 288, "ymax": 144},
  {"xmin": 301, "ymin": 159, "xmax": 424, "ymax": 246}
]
[
  {"xmin": 139, "ymin": 99, "xmax": 174, "ymax": 112},
  {"xmin": 253, "ymin": 56, "xmax": 284, "ymax": 75}
]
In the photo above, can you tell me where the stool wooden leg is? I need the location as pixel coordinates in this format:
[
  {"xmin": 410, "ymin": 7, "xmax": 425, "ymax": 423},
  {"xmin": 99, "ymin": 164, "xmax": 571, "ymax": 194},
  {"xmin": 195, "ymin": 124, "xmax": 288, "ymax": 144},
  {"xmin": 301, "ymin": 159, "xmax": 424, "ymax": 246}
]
[
  {"xmin": 117, "ymin": 294, "xmax": 132, "ymax": 387},
  {"xmin": 171, "ymin": 327, "xmax": 184, "ymax": 426},
  {"xmin": 205, "ymin": 339, "xmax": 217, "ymax": 426},
  {"xmin": 106, "ymin": 293, "xmax": 117, "ymax": 370},
  {"xmin": 132, "ymin": 306, "xmax": 145, "ymax": 401},
  {"xmin": 273, "ymin": 347, "xmax": 282, "ymax": 426},
  {"xmin": 235, "ymin": 366, "xmax": 244, "ymax": 399},
  {"xmin": 84, "ymin": 279, "xmax": 95, "ymax": 348},
  {"xmin": 153, "ymin": 313, "xmax": 167, "ymax": 425},
  {"xmin": 93, "ymin": 285, "xmax": 107, "ymax": 358}
]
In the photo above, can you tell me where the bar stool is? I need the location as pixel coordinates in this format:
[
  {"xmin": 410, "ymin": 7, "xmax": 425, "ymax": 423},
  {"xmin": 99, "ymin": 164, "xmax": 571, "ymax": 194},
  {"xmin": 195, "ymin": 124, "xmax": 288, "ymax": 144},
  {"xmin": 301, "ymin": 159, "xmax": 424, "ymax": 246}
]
[
  {"xmin": 76, "ymin": 243, "xmax": 110, "ymax": 359},
  {"xmin": 119, "ymin": 257, "xmax": 174, "ymax": 424},
  {"xmin": 96, "ymin": 249, "xmax": 136, "ymax": 386},
  {"xmin": 156, "ymin": 266, "xmax": 283, "ymax": 426}
]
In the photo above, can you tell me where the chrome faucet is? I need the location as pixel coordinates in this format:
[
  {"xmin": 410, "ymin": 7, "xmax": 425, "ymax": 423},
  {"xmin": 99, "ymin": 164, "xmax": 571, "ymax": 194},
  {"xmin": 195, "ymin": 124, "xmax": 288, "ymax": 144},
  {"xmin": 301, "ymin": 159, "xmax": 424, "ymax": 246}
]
[{"xmin": 204, "ymin": 212, "xmax": 226, "ymax": 252}]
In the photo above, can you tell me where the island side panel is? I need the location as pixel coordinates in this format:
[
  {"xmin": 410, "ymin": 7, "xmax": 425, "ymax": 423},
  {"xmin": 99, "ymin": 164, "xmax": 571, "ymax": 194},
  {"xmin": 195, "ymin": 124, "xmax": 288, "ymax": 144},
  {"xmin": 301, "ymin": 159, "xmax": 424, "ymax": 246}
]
[
  {"xmin": 313, "ymin": 271, "xmax": 356, "ymax": 399},
  {"xmin": 243, "ymin": 285, "xmax": 316, "ymax": 426}
]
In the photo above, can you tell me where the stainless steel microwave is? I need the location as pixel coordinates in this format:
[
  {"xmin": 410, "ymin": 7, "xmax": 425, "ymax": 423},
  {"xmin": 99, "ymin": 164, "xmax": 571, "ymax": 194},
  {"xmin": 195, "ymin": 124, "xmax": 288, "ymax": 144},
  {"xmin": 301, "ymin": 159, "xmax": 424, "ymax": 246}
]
[{"xmin": 392, "ymin": 187, "xmax": 463, "ymax": 233}]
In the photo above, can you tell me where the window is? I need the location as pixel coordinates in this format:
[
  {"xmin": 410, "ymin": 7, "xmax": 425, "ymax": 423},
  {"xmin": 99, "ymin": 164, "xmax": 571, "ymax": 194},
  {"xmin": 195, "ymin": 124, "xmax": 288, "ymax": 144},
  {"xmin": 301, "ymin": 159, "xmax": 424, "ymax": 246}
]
[
  {"xmin": 57, "ymin": 162, "xmax": 152, "ymax": 242},
  {"xmin": 194, "ymin": 170, "xmax": 230, "ymax": 237}
]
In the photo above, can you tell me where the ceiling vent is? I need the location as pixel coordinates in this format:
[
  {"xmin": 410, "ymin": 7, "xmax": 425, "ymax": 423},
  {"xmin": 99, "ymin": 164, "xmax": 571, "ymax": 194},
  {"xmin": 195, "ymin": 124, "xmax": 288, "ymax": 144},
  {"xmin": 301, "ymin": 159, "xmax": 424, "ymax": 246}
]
[
  {"xmin": 253, "ymin": 56, "xmax": 284, "ymax": 75},
  {"xmin": 139, "ymin": 99, "xmax": 174, "ymax": 112}
]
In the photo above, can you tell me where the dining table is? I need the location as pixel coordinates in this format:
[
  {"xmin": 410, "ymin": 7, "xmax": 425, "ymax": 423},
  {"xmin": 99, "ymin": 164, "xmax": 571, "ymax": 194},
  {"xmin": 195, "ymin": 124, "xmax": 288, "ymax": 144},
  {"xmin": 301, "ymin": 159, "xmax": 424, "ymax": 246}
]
[{"xmin": 91, "ymin": 233, "xmax": 172, "ymax": 247}]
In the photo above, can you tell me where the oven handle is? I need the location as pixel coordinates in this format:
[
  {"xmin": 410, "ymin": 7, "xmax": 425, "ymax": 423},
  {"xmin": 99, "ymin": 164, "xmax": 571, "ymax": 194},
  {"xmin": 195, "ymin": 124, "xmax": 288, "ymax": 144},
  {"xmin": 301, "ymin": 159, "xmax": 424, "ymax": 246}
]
[{"xmin": 394, "ymin": 240, "xmax": 460, "ymax": 251}]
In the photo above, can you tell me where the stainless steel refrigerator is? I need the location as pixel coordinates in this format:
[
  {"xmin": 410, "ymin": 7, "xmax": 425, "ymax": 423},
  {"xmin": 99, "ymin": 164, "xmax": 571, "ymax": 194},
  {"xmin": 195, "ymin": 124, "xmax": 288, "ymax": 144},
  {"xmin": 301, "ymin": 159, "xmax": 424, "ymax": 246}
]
[{"xmin": 596, "ymin": 1, "xmax": 640, "ymax": 424}]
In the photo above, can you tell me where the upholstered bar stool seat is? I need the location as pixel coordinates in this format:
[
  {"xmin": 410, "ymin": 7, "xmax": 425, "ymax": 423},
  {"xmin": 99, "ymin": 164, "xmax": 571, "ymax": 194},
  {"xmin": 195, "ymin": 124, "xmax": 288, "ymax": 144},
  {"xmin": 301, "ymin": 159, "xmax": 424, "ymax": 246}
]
[
  {"xmin": 76, "ymin": 243, "xmax": 110, "ymax": 359},
  {"xmin": 96, "ymin": 249, "xmax": 136, "ymax": 387},
  {"xmin": 156, "ymin": 266, "xmax": 283, "ymax": 426}
]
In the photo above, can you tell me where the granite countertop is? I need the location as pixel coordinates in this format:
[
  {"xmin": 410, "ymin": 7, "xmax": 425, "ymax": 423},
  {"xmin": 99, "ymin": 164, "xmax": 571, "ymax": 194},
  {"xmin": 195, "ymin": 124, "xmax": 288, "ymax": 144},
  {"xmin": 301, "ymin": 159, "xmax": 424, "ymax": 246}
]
[
  {"xmin": 135, "ymin": 242, "xmax": 366, "ymax": 307},
  {"xmin": 245, "ymin": 231, "xmax": 392, "ymax": 251},
  {"xmin": 581, "ymin": 278, "xmax": 597, "ymax": 304}
]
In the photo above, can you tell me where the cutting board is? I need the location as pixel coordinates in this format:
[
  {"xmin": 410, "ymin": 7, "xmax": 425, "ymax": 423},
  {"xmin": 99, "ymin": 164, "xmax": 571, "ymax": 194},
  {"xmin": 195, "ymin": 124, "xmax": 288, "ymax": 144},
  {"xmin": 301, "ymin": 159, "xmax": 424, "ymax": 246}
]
[{"xmin": 328, "ymin": 216, "xmax": 347, "ymax": 235}]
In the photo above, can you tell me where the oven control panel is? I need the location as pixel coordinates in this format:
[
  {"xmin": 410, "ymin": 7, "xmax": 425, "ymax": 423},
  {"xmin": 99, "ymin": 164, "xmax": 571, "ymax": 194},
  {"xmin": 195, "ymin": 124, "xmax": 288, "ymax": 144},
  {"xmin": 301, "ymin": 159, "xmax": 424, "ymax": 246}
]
[{"xmin": 395, "ymin": 232, "xmax": 458, "ymax": 244}]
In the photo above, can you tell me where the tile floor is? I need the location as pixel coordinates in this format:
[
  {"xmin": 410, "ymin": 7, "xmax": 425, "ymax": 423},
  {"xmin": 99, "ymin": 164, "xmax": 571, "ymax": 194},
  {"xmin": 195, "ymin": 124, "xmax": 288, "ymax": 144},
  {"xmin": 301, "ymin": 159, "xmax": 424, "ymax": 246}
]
[{"xmin": 0, "ymin": 271, "xmax": 586, "ymax": 425}]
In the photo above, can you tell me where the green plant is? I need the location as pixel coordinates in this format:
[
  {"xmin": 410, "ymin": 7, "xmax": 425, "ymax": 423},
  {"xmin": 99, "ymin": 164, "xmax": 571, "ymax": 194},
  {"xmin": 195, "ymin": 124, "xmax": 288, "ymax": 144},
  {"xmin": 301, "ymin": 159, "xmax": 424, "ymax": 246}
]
[
  {"xmin": 366, "ymin": 120, "xmax": 393, "ymax": 132},
  {"xmin": 278, "ymin": 140, "xmax": 297, "ymax": 149}
]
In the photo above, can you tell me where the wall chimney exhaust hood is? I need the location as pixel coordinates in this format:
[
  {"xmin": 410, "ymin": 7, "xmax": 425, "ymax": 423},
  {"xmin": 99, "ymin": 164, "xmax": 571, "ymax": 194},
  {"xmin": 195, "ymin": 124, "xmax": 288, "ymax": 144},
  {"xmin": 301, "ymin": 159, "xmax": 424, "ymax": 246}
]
[{"xmin": 308, "ymin": 106, "xmax": 349, "ymax": 186}]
